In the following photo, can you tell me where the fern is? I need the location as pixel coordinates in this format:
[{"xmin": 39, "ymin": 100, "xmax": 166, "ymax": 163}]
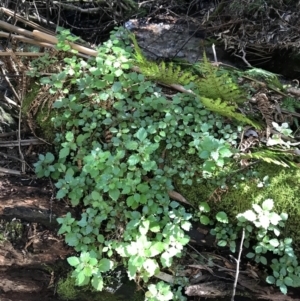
[
  {"xmin": 281, "ymin": 96, "xmax": 300, "ymax": 127},
  {"xmin": 195, "ymin": 53, "xmax": 246, "ymax": 104},
  {"xmin": 244, "ymin": 67, "xmax": 279, "ymax": 81},
  {"xmin": 130, "ymin": 34, "xmax": 258, "ymax": 127},
  {"xmin": 200, "ymin": 96, "xmax": 260, "ymax": 128},
  {"xmin": 130, "ymin": 33, "xmax": 198, "ymax": 86},
  {"xmin": 240, "ymin": 149, "xmax": 298, "ymax": 168},
  {"xmin": 281, "ymin": 97, "xmax": 300, "ymax": 112}
]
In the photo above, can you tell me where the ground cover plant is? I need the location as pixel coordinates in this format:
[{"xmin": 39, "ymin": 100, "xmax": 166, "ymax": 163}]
[{"xmin": 29, "ymin": 27, "xmax": 300, "ymax": 299}]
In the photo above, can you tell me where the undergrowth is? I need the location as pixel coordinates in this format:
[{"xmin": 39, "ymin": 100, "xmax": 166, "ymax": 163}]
[{"xmin": 30, "ymin": 27, "xmax": 300, "ymax": 299}]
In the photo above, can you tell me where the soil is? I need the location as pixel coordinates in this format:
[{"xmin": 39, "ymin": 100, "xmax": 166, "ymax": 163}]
[{"xmin": 0, "ymin": 174, "xmax": 73, "ymax": 301}]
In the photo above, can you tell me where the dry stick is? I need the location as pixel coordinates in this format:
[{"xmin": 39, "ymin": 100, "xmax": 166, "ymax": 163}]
[
  {"xmin": 212, "ymin": 43, "xmax": 218, "ymax": 63},
  {"xmin": 0, "ymin": 20, "xmax": 35, "ymax": 39},
  {"xmin": 0, "ymin": 138, "xmax": 44, "ymax": 147},
  {"xmin": 231, "ymin": 228, "xmax": 245, "ymax": 301},
  {"xmin": 52, "ymin": 1, "xmax": 103, "ymax": 13},
  {"xmin": 0, "ymin": 166, "xmax": 21, "ymax": 175},
  {"xmin": 0, "ymin": 52, "xmax": 45, "ymax": 56},
  {"xmin": 0, "ymin": 31, "xmax": 55, "ymax": 48},
  {"xmin": 0, "ymin": 32, "xmax": 91, "ymax": 59},
  {"xmin": 32, "ymin": 30, "xmax": 98, "ymax": 57},
  {"xmin": 18, "ymin": 73, "xmax": 26, "ymax": 173},
  {"xmin": 0, "ymin": 7, "xmax": 55, "ymax": 35},
  {"xmin": 0, "ymin": 65, "xmax": 21, "ymax": 103},
  {"xmin": 233, "ymin": 49, "xmax": 252, "ymax": 67}
]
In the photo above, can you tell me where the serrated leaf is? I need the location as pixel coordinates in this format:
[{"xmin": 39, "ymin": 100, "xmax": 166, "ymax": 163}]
[
  {"xmin": 262, "ymin": 199, "xmax": 274, "ymax": 211},
  {"xmin": 284, "ymin": 276, "xmax": 293, "ymax": 286},
  {"xmin": 243, "ymin": 210, "xmax": 257, "ymax": 222},
  {"xmin": 269, "ymin": 212, "xmax": 281, "ymax": 225},
  {"xmin": 125, "ymin": 140, "xmax": 139, "ymax": 150},
  {"xmin": 77, "ymin": 270, "xmax": 86, "ymax": 285},
  {"xmin": 219, "ymin": 146, "xmax": 232, "ymax": 157},
  {"xmin": 217, "ymin": 240, "xmax": 227, "ymax": 247},
  {"xmin": 65, "ymin": 131, "xmax": 74, "ymax": 142},
  {"xmin": 150, "ymin": 222, "xmax": 160, "ymax": 233},
  {"xmin": 67, "ymin": 256, "xmax": 80, "ymax": 266},
  {"xmin": 91, "ymin": 275, "xmax": 103, "ymax": 291},
  {"xmin": 99, "ymin": 258, "xmax": 113, "ymax": 272},
  {"xmin": 109, "ymin": 188, "xmax": 120, "ymax": 201},
  {"xmin": 135, "ymin": 128, "xmax": 147, "ymax": 141},
  {"xmin": 59, "ymin": 147, "xmax": 70, "ymax": 158},
  {"xmin": 128, "ymin": 154, "xmax": 140, "ymax": 165},
  {"xmin": 143, "ymin": 258, "xmax": 159, "ymax": 277},
  {"xmin": 45, "ymin": 152, "xmax": 55, "ymax": 163},
  {"xmin": 181, "ymin": 221, "xmax": 191, "ymax": 231},
  {"xmin": 91, "ymin": 190, "xmax": 101, "ymax": 200},
  {"xmin": 269, "ymin": 238, "xmax": 279, "ymax": 247}
]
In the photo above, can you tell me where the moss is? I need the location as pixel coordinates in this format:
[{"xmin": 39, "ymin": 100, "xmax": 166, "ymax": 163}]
[
  {"xmin": 57, "ymin": 274, "xmax": 78, "ymax": 301},
  {"xmin": 22, "ymin": 82, "xmax": 56, "ymax": 142},
  {"xmin": 56, "ymin": 272, "xmax": 143, "ymax": 301},
  {"xmin": 174, "ymin": 161, "xmax": 300, "ymax": 250}
]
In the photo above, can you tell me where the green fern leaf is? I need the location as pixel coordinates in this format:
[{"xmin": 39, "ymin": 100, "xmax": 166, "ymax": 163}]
[
  {"xmin": 200, "ymin": 96, "xmax": 260, "ymax": 128},
  {"xmin": 196, "ymin": 53, "xmax": 245, "ymax": 104},
  {"xmin": 240, "ymin": 149, "xmax": 298, "ymax": 168}
]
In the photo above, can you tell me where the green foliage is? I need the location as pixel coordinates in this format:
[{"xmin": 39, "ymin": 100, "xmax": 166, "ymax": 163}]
[
  {"xmin": 196, "ymin": 53, "xmax": 245, "ymax": 104},
  {"xmin": 281, "ymin": 97, "xmax": 300, "ymax": 127},
  {"xmin": 131, "ymin": 34, "xmax": 258, "ymax": 128},
  {"xmin": 244, "ymin": 67, "xmax": 280, "ymax": 82},
  {"xmin": 32, "ymin": 26, "xmax": 300, "ymax": 299},
  {"xmin": 199, "ymin": 96, "xmax": 260, "ymax": 128},
  {"xmin": 210, "ymin": 199, "xmax": 300, "ymax": 295},
  {"xmin": 145, "ymin": 281, "xmax": 186, "ymax": 301},
  {"xmin": 34, "ymin": 27, "xmax": 195, "ymax": 299},
  {"xmin": 239, "ymin": 148, "xmax": 298, "ymax": 168}
]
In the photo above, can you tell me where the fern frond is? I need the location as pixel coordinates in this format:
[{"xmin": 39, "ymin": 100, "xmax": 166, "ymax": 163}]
[
  {"xmin": 240, "ymin": 149, "xmax": 298, "ymax": 168},
  {"xmin": 195, "ymin": 53, "xmax": 245, "ymax": 104},
  {"xmin": 244, "ymin": 68, "xmax": 280, "ymax": 81},
  {"xmin": 281, "ymin": 97, "xmax": 300, "ymax": 112},
  {"xmin": 200, "ymin": 96, "xmax": 260, "ymax": 128}
]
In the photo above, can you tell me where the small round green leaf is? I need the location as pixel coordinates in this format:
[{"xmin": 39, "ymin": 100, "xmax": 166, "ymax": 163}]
[
  {"xmin": 200, "ymin": 215, "xmax": 210, "ymax": 225},
  {"xmin": 216, "ymin": 211, "xmax": 228, "ymax": 223},
  {"xmin": 266, "ymin": 275, "xmax": 275, "ymax": 284}
]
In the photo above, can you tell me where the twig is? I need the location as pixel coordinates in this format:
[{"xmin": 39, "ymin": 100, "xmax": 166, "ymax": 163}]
[
  {"xmin": 0, "ymin": 7, "xmax": 55, "ymax": 35},
  {"xmin": 18, "ymin": 74, "xmax": 26, "ymax": 173},
  {"xmin": 0, "ymin": 166, "xmax": 21, "ymax": 175},
  {"xmin": 0, "ymin": 138, "xmax": 45, "ymax": 147},
  {"xmin": 0, "ymin": 130, "xmax": 25, "ymax": 137},
  {"xmin": 0, "ymin": 31, "xmax": 54, "ymax": 48},
  {"xmin": 0, "ymin": 52, "xmax": 45, "ymax": 56},
  {"xmin": 52, "ymin": 1, "xmax": 103, "ymax": 13},
  {"xmin": 0, "ymin": 65, "xmax": 21, "ymax": 103},
  {"xmin": 231, "ymin": 228, "xmax": 245, "ymax": 301},
  {"xmin": 0, "ymin": 151, "xmax": 26, "ymax": 163},
  {"xmin": 233, "ymin": 49, "xmax": 252, "ymax": 67},
  {"xmin": 0, "ymin": 20, "xmax": 35, "ymax": 39},
  {"xmin": 33, "ymin": 30, "xmax": 98, "ymax": 57},
  {"xmin": 4, "ymin": 92, "xmax": 20, "ymax": 107},
  {"xmin": 212, "ymin": 43, "xmax": 218, "ymax": 63}
]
